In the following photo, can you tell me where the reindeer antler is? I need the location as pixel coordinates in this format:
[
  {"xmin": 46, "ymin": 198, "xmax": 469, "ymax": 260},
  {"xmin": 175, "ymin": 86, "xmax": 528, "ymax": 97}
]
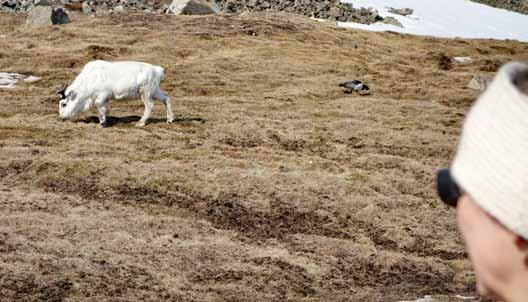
[{"xmin": 57, "ymin": 84, "xmax": 68, "ymax": 99}]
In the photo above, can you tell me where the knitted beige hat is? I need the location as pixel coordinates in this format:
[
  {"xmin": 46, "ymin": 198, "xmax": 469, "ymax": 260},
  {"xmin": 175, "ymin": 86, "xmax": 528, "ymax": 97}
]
[{"xmin": 452, "ymin": 61, "xmax": 528, "ymax": 239}]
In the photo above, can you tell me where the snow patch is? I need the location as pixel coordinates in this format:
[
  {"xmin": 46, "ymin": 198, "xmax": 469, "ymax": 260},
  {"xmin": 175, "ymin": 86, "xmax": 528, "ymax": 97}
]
[
  {"xmin": 0, "ymin": 73, "xmax": 42, "ymax": 89},
  {"xmin": 340, "ymin": 0, "xmax": 528, "ymax": 41}
]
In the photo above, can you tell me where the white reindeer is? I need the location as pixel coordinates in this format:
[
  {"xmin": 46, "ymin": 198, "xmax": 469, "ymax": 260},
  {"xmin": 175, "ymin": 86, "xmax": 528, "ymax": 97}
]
[{"xmin": 58, "ymin": 60, "xmax": 174, "ymax": 127}]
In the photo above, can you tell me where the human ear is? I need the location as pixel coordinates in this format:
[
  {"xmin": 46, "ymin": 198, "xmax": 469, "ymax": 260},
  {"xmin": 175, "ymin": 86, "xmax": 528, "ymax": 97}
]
[
  {"xmin": 514, "ymin": 236, "xmax": 528, "ymax": 251},
  {"xmin": 513, "ymin": 236, "xmax": 528, "ymax": 268}
]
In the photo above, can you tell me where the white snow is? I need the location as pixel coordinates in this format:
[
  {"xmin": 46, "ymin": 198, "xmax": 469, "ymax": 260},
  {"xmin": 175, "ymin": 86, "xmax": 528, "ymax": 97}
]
[
  {"xmin": 340, "ymin": 0, "xmax": 528, "ymax": 42},
  {"xmin": 453, "ymin": 56, "xmax": 473, "ymax": 64},
  {"xmin": 0, "ymin": 73, "xmax": 42, "ymax": 89}
]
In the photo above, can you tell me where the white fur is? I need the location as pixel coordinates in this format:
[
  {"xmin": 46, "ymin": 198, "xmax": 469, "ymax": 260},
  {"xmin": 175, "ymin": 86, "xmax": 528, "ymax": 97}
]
[{"xmin": 58, "ymin": 60, "xmax": 174, "ymax": 127}]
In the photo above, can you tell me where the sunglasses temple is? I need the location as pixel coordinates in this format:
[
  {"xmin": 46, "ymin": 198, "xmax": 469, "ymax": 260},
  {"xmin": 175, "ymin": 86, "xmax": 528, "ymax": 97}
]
[{"xmin": 437, "ymin": 169, "xmax": 461, "ymax": 207}]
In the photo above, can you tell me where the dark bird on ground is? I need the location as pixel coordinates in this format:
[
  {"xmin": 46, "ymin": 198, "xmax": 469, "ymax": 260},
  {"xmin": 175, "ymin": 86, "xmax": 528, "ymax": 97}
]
[{"xmin": 339, "ymin": 80, "xmax": 370, "ymax": 93}]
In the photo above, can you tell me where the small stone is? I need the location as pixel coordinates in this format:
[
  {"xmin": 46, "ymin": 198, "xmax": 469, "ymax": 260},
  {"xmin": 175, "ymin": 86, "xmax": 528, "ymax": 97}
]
[
  {"xmin": 82, "ymin": 1, "xmax": 92, "ymax": 13},
  {"xmin": 388, "ymin": 7, "xmax": 413, "ymax": 16},
  {"xmin": 467, "ymin": 74, "xmax": 491, "ymax": 91},
  {"xmin": 327, "ymin": 6, "xmax": 341, "ymax": 18},
  {"xmin": 453, "ymin": 57, "xmax": 473, "ymax": 64},
  {"xmin": 113, "ymin": 4, "xmax": 124, "ymax": 12},
  {"xmin": 23, "ymin": 75, "xmax": 42, "ymax": 83},
  {"xmin": 51, "ymin": 7, "xmax": 69, "ymax": 24},
  {"xmin": 34, "ymin": 0, "xmax": 51, "ymax": 6},
  {"xmin": 383, "ymin": 16, "xmax": 403, "ymax": 28}
]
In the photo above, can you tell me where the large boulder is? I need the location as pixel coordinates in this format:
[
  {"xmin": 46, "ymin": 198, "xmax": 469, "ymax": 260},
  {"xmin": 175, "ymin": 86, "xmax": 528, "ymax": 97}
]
[
  {"xmin": 166, "ymin": 0, "xmax": 220, "ymax": 15},
  {"xmin": 25, "ymin": 6, "xmax": 70, "ymax": 28}
]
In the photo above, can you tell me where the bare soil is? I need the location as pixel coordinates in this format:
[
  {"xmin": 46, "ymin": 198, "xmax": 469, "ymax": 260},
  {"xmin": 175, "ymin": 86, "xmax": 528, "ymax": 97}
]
[{"xmin": 1, "ymin": 11, "xmax": 527, "ymax": 302}]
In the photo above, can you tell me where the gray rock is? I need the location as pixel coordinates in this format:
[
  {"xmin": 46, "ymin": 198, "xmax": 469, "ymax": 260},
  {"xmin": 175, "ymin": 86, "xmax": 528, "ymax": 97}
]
[
  {"xmin": 82, "ymin": 1, "xmax": 92, "ymax": 13},
  {"xmin": 327, "ymin": 6, "xmax": 341, "ymax": 18},
  {"xmin": 25, "ymin": 6, "xmax": 53, "ymax": 27},
  {"xmin": 34, "ymin": 0, "xmax": 50, "ymax": 6},
  {"xmin": 51, "ymin": 7, "xmax": 69, "ymax": 24},
  {"xmin": 388, "ymin": 7, "xmax": 413, "ymax": 16},
  {"xmin": 167, "ymin": 0, "xmax": 220, "ymax": 15},
  {"xmin": 467, "ymin": 74, "xmax": 491, "ymax": 91},
  {"xmin": 20, "ymin": 0, "xmax": 33, "ymax": 10},
  {"xmin": 383, "ymin": 16, "xmax": 403, "ymax": 28},
  {"xmin": 1, "ymin": 0, "xmax": 18, "ymax": 11},
  {"xmin": 113, "ymin": 4, "xmax": 124, "ymax": 11},
  {"xmin": 25, "ymin": 6, "xmax": 69, "ymax": 28}
]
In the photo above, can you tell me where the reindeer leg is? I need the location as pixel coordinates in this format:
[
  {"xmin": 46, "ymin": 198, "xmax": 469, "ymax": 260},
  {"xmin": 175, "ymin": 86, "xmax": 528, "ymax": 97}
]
[
  {"xmin": 153, "ymin": 89, "xmax": 174, "ymax": 123},
  {"xmin": 95, "ymin": 98, "xmax": 109, "ymax": 127},
  {"xmin": 137, "ymin": 93, "xmax": 153, "ymax": 127}
]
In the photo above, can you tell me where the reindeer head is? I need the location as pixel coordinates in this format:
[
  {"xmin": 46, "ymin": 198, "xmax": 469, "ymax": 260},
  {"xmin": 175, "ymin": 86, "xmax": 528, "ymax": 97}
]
[{"xmin": 57, "ymin": 84, "xmax": 80, "ymax": 120}]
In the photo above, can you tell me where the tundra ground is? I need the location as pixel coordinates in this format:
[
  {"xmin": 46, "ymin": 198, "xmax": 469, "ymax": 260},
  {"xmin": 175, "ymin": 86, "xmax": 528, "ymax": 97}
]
[{"xmin": 1, "ymin": 11, "xmax": 527, "ymax": 301}]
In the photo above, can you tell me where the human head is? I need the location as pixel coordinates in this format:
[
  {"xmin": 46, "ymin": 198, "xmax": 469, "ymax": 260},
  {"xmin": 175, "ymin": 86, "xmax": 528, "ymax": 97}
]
[{"xmin": 437, "ymin": 61, "xmax": 528, "ymax": 301}]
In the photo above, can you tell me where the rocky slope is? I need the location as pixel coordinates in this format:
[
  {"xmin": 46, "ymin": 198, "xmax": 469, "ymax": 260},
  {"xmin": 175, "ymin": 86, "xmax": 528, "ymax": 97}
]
[
  {"xmin": 471, "ymin": 0, "xmax": 528, "ymax": 14},
  {"xmin": 216, "ymin": 0, "xmax": 382, "ymax": 23},
  {"xmin": 1, "ymin": 0, "xmax": 384, "ymax": 24}
]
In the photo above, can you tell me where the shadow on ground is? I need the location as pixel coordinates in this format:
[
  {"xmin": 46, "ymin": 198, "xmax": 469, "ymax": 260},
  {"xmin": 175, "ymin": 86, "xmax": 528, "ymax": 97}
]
[{"xmin": 80, "ymin": 115, "xmax": 207, "ymax": 127}]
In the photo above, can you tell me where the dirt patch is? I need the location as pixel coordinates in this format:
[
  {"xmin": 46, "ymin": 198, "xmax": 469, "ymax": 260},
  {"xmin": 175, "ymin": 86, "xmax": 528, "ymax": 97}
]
[
  {"xmin": 0, "ymin": 272, "xmax": 73, "ymax": 302},
  {"xmin": 438, "ymin": 54, "xmax": 453, "ymax": 70},
  {"xmin": 479, "ymin": 58, "xmax": 504, "ymax": 72},
  {"xmin": 85, "ymin": 45, "xmax": 129, "ymax": 60}
]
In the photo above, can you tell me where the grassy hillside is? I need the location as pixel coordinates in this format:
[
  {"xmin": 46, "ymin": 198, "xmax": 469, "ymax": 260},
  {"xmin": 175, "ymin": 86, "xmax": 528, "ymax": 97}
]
[{"xmin": 1, "ymin": 11, "xmax": 528, "ymax": 301}]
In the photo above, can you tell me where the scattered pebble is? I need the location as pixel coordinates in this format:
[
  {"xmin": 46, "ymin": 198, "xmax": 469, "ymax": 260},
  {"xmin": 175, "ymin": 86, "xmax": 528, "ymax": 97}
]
[{"xmin": 467, "ymin": 74, "xmax": 491, "ymax": 91}]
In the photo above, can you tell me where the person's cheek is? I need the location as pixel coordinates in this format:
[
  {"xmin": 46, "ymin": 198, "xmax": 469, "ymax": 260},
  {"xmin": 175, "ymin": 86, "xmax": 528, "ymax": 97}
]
[
  {"xmin": 456, "ymin": 197, "xmax": 509, "ymax": 300},
  {"xmin": 476, "ymin": 279, "xmax": 488, "ymax": 295},
  {"xmin": 477, "ymin": 279, "xmax": 503, "ymax": 301},
  {"xmin": 456, "ymin": 198, "xmax": 477, "ymax": 244}
]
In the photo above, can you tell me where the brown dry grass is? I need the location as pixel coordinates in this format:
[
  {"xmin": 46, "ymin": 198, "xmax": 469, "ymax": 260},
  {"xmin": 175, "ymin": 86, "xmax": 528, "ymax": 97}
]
[{"xmin": 1, "ymin": 11, "xmax": 527, "ymax": 302}]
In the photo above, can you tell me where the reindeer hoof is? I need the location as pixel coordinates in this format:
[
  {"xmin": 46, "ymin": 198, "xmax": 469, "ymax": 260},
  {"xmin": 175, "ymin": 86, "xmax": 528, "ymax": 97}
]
[
  {"xmin": 136, "ymin": 122, "xmax": 146, "ymax": 128},
  {"xmin": 167, "ymin": 119, "xmax": 174, "ymax": 124}
]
